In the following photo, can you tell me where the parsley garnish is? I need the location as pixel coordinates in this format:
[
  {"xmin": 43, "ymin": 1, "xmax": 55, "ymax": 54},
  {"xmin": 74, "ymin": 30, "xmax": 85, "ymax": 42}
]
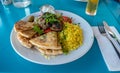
[
  {"xmin": 33, "ymin": 25, "xmax": 43, "ymax": 34},
  {"xmin": 42, "ymin": 12, "xmax": 60, "ymax": 24}
]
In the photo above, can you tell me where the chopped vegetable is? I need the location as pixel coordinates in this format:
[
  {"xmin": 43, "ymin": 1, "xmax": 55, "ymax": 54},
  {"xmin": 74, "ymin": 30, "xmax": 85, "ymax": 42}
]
[
  {"xmin": 62, "ymin": 16, "xmax": 72, "ymax": 23},
  {"xmin": 44, "ymin": 28, "xmax": 51, "ymax": 33},
  {"xmin": 33, "ymin": 25, "xmax": 43, "ymax": 34},
  {"xmin": 50, "ymin": 22, "xmax": 63, "ymax": 32},
  {"xmin": 28, "ymin": 16, "xmax": 34, "ymax": 22},
  {"xmin": 36, "ymin": 12, "xmax": 63, "ymax": 32},
  {"xmin": 42, "ymin": 12, "xmax": 60, "ymax": 24}
]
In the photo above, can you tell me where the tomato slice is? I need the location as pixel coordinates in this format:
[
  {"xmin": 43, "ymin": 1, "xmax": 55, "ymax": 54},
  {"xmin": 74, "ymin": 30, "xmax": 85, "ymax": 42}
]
[
  {"xmin": 44, "ymin": 28, "xmax": 51, "ymax": 33},
  {"xmin": 62, "ymin": 16, "xmax": 72, "ymax": 23}
]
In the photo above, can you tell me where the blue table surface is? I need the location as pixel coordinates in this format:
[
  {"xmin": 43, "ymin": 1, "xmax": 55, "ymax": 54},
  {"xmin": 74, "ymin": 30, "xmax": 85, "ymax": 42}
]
[{"xmin": 0, "ymin": 0, "xmax": 120, "ymax": 72}]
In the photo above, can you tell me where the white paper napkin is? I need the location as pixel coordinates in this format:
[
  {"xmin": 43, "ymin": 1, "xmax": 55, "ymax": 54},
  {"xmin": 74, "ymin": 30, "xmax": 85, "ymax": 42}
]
[{"xmin": 92, "ymin": 27, "xmax": 120, "ymax": 71}]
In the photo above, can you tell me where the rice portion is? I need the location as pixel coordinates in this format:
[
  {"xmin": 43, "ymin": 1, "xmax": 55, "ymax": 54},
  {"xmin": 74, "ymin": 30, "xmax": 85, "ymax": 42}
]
[{"xmin": 58, "ymin": 22, "xmax": 83, "ymax": 54}]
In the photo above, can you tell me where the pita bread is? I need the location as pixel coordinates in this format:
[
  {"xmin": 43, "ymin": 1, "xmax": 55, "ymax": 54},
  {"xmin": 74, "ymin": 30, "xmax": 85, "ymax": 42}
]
[
  {"xmin": 30, "ymin": 31, "xmax": 62, "ymax": 50},
  {"xmin": 17, "ymin": 33, "xmax": 33, "ymax": 48},
  {"xmin": 36, "ymin": 47, "xmax": 63, "ymax": 56},
  {"xmin": 18, "ymin": 29, "xmax": 37, "ymax": 38},
  {"xmin": 14, "ymin": 20, "xmax": 34, "ymax": 32}
]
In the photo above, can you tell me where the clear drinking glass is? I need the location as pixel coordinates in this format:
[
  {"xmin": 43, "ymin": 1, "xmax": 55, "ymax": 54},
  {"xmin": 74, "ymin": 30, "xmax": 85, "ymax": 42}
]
[
  {"xmin": 12, "ymin": 0, "xmax": 31, "ymax": 8},
  {"xmin": 85, "ymin": 0, "xmax": 99, "ymax": 16},
  {"xmin": 1, "ymin": 0, "xmax": 12, "ymax": 5}
]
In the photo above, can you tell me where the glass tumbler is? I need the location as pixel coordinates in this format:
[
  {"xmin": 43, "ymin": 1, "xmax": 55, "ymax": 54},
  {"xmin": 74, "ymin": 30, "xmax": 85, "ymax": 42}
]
[
  {"xmin": 85, "ymin": 0, "xmax": 99, "ymax": 16},
  {"xmin": 12, "ymin": 0, "xmax": 31, "ymax": 8},
  {"xmin": 1, "ymin": 0, "xmax": 12, "ymax": 5}
]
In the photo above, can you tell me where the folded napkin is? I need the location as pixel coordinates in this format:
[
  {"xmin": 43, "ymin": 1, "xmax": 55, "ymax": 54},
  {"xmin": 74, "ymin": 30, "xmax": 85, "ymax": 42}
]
[{"xmin": 92, "ymin": 27, "xmax": 120, "ymax": 71}]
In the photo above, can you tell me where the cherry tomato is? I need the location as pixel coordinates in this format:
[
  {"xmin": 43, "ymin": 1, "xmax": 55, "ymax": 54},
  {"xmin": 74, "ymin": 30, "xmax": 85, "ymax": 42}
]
[
  {"xmin": 62, "ymin": 16, "xmax": 72, "ymax": 23},
  {"xmin": 44, "ymin": 28, "xmax": 51, "ymax": 33}
]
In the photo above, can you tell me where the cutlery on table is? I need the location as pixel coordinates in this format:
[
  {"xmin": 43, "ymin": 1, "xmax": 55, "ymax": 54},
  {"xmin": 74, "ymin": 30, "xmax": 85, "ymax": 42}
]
[
  {"xmin": 103, "ymin": 21, "xmax": 120, "ymax": 46},
  {"xmin": 98, "ymin": 25, "xmax": 120, "ymax": 59}
]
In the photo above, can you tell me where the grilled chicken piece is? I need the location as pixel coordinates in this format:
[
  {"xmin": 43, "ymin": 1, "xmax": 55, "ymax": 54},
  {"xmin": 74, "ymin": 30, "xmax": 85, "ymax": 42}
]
[
  {"xmin": 17, "ymin": 33, "xmax": 33, "ymax": 48},
  {"xmin": 14, "ymin": 20, "xmax": 34, "ymax": 32},
  {"xmin": 29, "ymin": 31, "xmax": 62, "ymax": 50},
  {"xmin": 18, "ymin": 29, "xmax": 37, "ymax": 38}
]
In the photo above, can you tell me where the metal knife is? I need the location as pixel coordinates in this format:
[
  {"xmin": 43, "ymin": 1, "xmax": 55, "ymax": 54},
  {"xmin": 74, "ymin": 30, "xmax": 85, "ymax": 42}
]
[{"xmin": 103, "ymin": 21, "xmax": 120, "ymax": 46}]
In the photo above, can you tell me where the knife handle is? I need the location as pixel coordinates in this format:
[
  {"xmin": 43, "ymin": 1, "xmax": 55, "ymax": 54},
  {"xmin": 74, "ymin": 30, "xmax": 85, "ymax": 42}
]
[
  {"xmin": 117, "ymin": 39, "xmax": 120, "ymax": 46},
  {"xmin": 108, "ymin": 38, "xmax": 120, "ymax": 59}
]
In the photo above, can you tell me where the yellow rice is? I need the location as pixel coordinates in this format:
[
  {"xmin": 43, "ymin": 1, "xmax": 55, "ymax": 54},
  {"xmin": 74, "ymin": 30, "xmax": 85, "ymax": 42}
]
[{"xmin": 58, "ymin": 22, "xmax": 83, "ymax": 53}]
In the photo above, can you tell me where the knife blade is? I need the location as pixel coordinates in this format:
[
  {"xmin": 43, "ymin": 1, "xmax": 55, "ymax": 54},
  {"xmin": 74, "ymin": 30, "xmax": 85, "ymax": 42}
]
[{"xmin": 103, "ymin": 21, "xmax": 120, "ymax": 46}]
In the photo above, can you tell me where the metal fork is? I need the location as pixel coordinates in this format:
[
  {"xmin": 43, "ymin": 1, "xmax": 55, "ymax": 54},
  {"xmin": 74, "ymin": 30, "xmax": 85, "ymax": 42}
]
[{"xmin": 98, "ymin": 25, "xmax": 120, "ymax": 59}]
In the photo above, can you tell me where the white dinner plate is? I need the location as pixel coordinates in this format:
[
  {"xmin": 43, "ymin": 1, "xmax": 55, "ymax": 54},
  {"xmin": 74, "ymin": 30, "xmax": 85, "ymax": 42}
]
[{"xmin": 10, "ymin": 10, "xmax": 94, "ymax": 65}]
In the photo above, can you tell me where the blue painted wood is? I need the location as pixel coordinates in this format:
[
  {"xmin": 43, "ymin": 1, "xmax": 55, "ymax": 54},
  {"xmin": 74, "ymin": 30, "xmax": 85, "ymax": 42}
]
[
  {"xmin": 104, "ymin": 0, "xmax": 120, "ymax": 29},
  {"xmin": 0, "ymin": 0, "xmax": 120, "ymax": 72}
]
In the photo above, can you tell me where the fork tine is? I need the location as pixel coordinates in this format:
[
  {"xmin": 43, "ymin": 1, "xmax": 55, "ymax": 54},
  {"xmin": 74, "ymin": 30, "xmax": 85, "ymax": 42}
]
[
  {"xmin": 101, "ymin": 26, "xmax": 106, "ymax": 33},
  {"xmin": 98, "ymin": 25, "xmax": 106, "ymax": 33},
  {"xmin": 98, "ymin": 25, "xmax": 101, "ymax": 32},
  {"xmin": 98, "ymin": 25, "xmax": 103, "ymax": 33}
]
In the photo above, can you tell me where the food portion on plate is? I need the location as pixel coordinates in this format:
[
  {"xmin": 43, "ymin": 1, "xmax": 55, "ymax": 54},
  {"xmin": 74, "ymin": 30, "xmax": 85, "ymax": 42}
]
[
  {"xmin": 58, "ymin": 22, "xmax": 83, "ymax": 54},
  {"xmin": 14, "ymin": 10, "xmax": 84, "ymax": 58}
]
